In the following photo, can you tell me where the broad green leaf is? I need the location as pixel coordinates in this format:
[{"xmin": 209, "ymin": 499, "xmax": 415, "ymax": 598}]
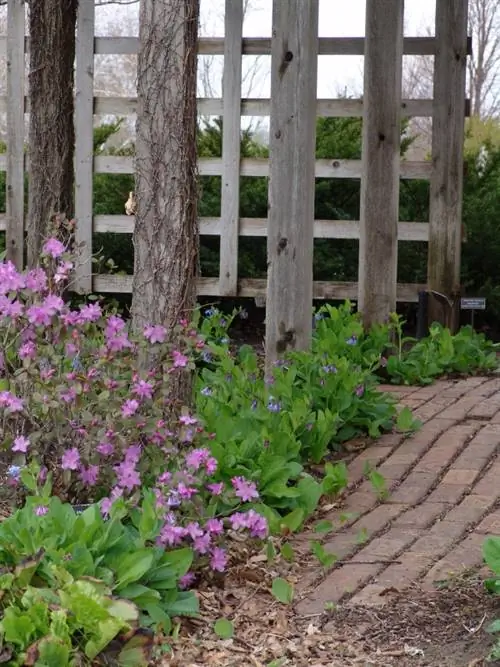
[
  {"xmin": 117, "ymin": 633, "xmax": 154, "ymax": 667},
  {"xmin": 310, "ymin": 541, "xmax": 337, "ymax": 568},
  {"xmin": 396, "ymin": 406, "xmax": 416, "ymax": 432},
  {"xmin": 271, "ymin": 578, "xmax": 294, "ymax": 604},
  {"xmin": 214, "ymin": 618, "xmax": 234, "ymax": 639},
  {"xmin": 144, "ymin": 604, "xmax": 172, "ymax": 633},
  {"xmin": 114, "ymin": 550, "xmax": 156, "ymax": 589},
  {"xmin": 280, "ymin": 543, "xmax": 294, "ymax": 562},
  {"xmin": 266, "ymin": 540, "xmax": 276, "ymax": 562},
  {"xmin": 279, "ymin": 508, "xmax": 305, "ymax": 534},
  {"xmin": 314, "ymin": 520, "xmax": 334, "ymax": 534},
  {"xmin": 107, "ymin": 598, "xmax": 140, "ymax": 622},
  {"xmin": 484, "ymin": 536, "xmax": 500, "ymax": 574},
  {"xmin": 118, "ymin": 584, "xmax": 161, "ymax": 607},
  {"xmin": 37, "ymin": 638, "xmax": 70, "ymax": 667}
]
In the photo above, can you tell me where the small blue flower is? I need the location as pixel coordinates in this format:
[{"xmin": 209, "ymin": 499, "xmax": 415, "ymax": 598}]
[
  {"xmin": 202, "ymin": 351, "xmax": 212, "ymax": 363},
  {"xmin": 71, "ymin": 356, "xmax": 83, "ymax": 371},
  {"xmin": 201, "ymin": 386, "xmax": 212, "ymax": 396},
  {"xmin": 7, "ymin": 465, "xmax": 21, "ymax": 479},
  {"xmin": 220, "ymin": 337, "xmax": 229, "ymax": 345},
  {"xmin": 346, "ymin": 335, "xmax": 358, "ymax": 346},
  {"xmin": 267, "ymin": 398, "xmax": 281, "ymax": 413},
  {"xmin": 204, "ymin": 307, "xmax": 218, "ymax": 317},
  {"xmin": 314, "ymin": 312, "xmax": 325, "ymax": 321},
  {"xmin": 251, "ymin": 399, "xmax": 258, "ymax": 411},
  {"xmin": 220, "ymin": 318, "xmax": 227, "ymax": 327},
  {"xmin": 322, "ymin": 364, "xmax": 337, "ymax": 374}
]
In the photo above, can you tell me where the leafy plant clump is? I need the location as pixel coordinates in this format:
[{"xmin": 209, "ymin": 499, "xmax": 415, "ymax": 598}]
[{"xmin": 482, "ymin": 536, "xmax": 500, "ymax": 660}]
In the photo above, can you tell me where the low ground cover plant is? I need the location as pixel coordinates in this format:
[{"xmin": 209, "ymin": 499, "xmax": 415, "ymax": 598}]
[{"xmin": 1, "ymin": 230, "xmax": 498, "ymax": 663}]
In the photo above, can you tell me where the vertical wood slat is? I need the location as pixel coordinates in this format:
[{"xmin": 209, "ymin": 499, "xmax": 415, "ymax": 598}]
[
  {"xmin": 358, "ymin": 0, "xmax": 404, "ymax": 328},
  {"xmin": 74, "ymin": 1, "xmax": 95, "ymax": 293},
  {"xmin": 265, "ymin": 0, "xmax": 319, "ymax": 368},
  {"xmin": 6, "ymin": 0, "xmax": 25, "ymax": 269},
  {"xmin": 427, "ymin": 0, "xmax": 468, "ymax": 332},
  {"xmin": 218, "ymin": 0, "xmax": 243, "ymax": 295}
]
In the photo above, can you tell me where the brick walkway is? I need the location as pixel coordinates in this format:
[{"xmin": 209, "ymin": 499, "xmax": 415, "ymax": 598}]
[{"xmin": 296, "ymin": 375, "xmax": 500, "ymax": 615}]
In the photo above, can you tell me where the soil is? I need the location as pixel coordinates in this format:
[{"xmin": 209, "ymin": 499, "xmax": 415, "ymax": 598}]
[{"xmin": 161, "ymin": 569, "xmax": 500, "ymax": 667}]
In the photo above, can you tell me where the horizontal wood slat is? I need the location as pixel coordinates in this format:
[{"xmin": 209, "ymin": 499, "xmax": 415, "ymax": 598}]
[
  {"xmin": 93, "ymin": 274, "xmax": 426, "ymax": 302},
  {"xmin": 91, "ymin": 215, "xmax": 429, "ymax": 241},
  {"xmin": 0, "ymin": 35, "xmax": 473, "ymax": 57}
]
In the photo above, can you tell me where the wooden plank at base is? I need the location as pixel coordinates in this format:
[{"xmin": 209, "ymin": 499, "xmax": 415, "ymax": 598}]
[{"xmin": 92, "ymin": 274, "xmax": 425, "ymax": 303}]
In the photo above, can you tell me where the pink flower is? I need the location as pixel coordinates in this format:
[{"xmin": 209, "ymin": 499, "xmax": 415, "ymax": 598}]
[
  {"xmin": 179, "ymin": 414, "xmax": 197, "ymax": 425},
  {"xmin": 159, "ymin": 524, "xmax": 186, "ymax": 547},
  {"xmin": 43, "ymin": 238, "xmax": 65, "ymax": 258},
  {"xmin": 177, "ymin": 482, "xmax": 197, "ymax": 499},
  {"xmin": 144, "ymin": 325, "xmax": 167, "ymax": 344},
  {"xmin": 34, "ymin": 505, "xmax": 49, "ymax": 517},
  {"xmin": 132, "ymin": 379, "xmax": 154, "ymax": 399},
  {"xmin": 97, "ymin": 441, "xmax": 114, "ymax": 456},
  {"xmin": 172, "ymin": 350, "xmax": 188, "ymax": 368},
  {"xmin": 205, "ymin": 518, "xmax": 224, "ymax": 535},
  {"xmin": 210, "ymin": 547, "xmax": 227, "ymax": 572},
  {"xmin": 114, "ymin": 461, "xmax": 141, "ymax": 490},
  {"xmin": 0, "ymin": 391, "xmax": 23, "ymax": 413},
  {"xmin": 80, "ymin": 465, "xmax": 99, "ymax": 486},
  {"xmin": 185, "ymin": 522, "xmax": 203, "ymax": 540},
  {"xmin": 245, "ymin": 510, "xmax": 268, "ymax": 539},
  {"xmin": 179, "ymin": 572, "xmax": 195, "ymax": 589},
  {"xmin": 19, "ymin": 341, "xmax": 36, "ymax": 359},
  {"xmin": 205, "ymin": 456, "xmax": 217, "ymax": 475},
  {"xmin": 207, "ymin": 482, "xmax": 224, "ymax": 496},
  {"xmin": 231, "ymin": 476, "xmax": 259, "ymax": 502},
  {"xmin": 121, "ymin": 399, "xmax": 139, "ymax": 417},
  {"xmin": 193, "ymin": 532, "xmax": 211, "ymax": 554},
  {"xmin": 185, "ymin": 448, "xmax": 209, "ymax": 470},
  {"xmin": 12, "ymin": 436, "xmax": 29, "ymax": 453},
  {"xmin": 61, "ymin": 448, "xmax": 80, "ymax": 470},
  {"xmin": 25, "ymin": 268, "xmax": 48, "ymax": 292},
  {"xmin": 105, "ymin": 315, "xmax": 126, "ymax": 337},
  {"xmin": 229, "ymin": 512, "xmax": 248, "ymax": 530},
  {"xmin": 79, "ymin": 303, "xmax": 102, "ymax": 323}
]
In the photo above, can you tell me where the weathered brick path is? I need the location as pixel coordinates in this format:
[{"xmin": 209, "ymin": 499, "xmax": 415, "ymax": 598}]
[{"xmin": 296, "ymin": 375, "xmax": 500, "ymax": 615}]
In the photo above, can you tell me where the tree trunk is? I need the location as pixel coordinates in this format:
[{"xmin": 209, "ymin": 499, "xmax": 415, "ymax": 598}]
[
  {"xmin": 132, "ymin": 0, "xmax": 200, "ymax": 410},
  {"xmin": 27, "ymin": 0, "xmax": 77, "ymax": 267}
]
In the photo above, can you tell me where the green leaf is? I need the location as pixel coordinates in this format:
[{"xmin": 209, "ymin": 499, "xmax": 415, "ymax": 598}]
[
  {"xmin": 367, "ymin": 469, "xmax": 388, "ymax": 499},
  {"xmin": 484, "ymin": 536, "xmax": 500, "ymax": 574},
  {"xmin": 114, "ymin": 550, "xmax": 156, "ymax": 589},
  {"xmin": 214, "ymin": 618, "xmax": 234, "ymax": 639},
  {"xmin": 37, "ymin": 637, "xmax": 71, "ymax": 666},
  {"xmin": 144, "ymin": 604, "xmax": 172, "ymax": 633},
  {"xmin": 314, "ymin": 520, "xmax": 334, "ymax": 534},
  {"xmin": 271, "ymin": 578, "xmax": 294, "ymax": 604},
  {"xmin": 118, "ymin": 584, "xmax": 161, "ymax": 607},
  {"xmin": 279, "ymin": 508, "xmax": 305, "ymax": 534},
  {"xmin": 280, "ymin": 543, "xmax": 294, "ymax": 562},
  {"xmin": 163, "ymin": 590, "xmax": 199, "ymax": 617},
  {"xmin": 310, "ymin": 541, "xmax": 337, "ymax": 568},
  {"xmin": 396, "ymin": 406, "xmax": 416, "ymax": 432},
  {"xmin": 266, "ymin": 540, "xmax": 276, "ymax": 563},
  {"xmin": 117, "ymin": 634, "xmax": 154, "ymax": 667}
]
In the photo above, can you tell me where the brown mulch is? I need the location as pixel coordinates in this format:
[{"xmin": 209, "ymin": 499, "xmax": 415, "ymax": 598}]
[{"xmin": 159, "ymin": 567, "xmax": 500, "ymax": 667}]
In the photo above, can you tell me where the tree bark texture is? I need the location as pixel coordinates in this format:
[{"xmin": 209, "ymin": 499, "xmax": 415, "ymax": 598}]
[
  {"xmin": 132, "ymin": 0, "xmax": 200, "ymax": 409},
  {"xmin": 27, "ymin": 0, "xmax": 77, "ymax": 267}
]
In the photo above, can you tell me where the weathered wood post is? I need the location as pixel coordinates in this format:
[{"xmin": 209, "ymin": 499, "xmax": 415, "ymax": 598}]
[
  {"xmin": 6, "ymin": 0, "xmax": 25, "ymax": 269},
  {"xmin": 218, "ymin": 0, "xmax": 243, "ymax": 296},
  {"xmin": 265, "ymin": 0, "xmax": 319, "ymax": 370},
  {"xmin": 427, "ymin": 0, "xmax": 468, "ymax": 332},
  {"xmin": 358, "ymin": 0, "xmax": 404, "ymax": 329}
]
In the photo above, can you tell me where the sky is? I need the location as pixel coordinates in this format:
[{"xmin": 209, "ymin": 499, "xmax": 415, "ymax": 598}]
[{"xmin": 96, "ymin": 0, "xmax": 437, "ymax": 99}]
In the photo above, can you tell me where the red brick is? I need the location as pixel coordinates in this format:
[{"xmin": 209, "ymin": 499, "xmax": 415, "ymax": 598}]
[
  {"xmin": 296, "ymin": 562, "xmax": 381, "ymax": 612},
  {"xmin": 438, "ymin": 397, "xmax": 485, "ymax": 420},
  {"xmin": 343, "ymin": 490, "xmax": 377, "ymax": 513},
  {"xmin": 375, "ymin": 462, "xmax": 410, "ymax": 480},
  {"xmin": 422, "ymin": 532, "xmax": 485, "ymax": 588},
  {"xmin": 409, "ymin": 381, "xmax": 455, "ymax": 401},
  {"xmin": 476, "ymin": 510, "xmax": 500, "ymax": 534},
  {"xmin": 469, "ymin": 394, "xmax": 500, "ymax": 419},
  {"xmin": 322, "ymin": 531, "xmax": 364, "ymax": 561},
  {"xmin": 375, "ymin": 552, "xmax": 433, "ymax": 588},
  {"xmin": 443, "ymin": 494, "xmax": 494, "ymax": 524},
  {"xmin": 426, "ymin": 484, "xmax": 468, "ymax": 504},
  {"xmin": 393, "ymin": 502, "xmax": 449, "ymax": 528},
  {"xmin": 408, "ymin": 521, "xmax": 465, "ymax": 558},
  {"xmin": 414, "ymin": 398, "xmax": 457, "ymax": 423},
  {"xmin": 441, "ymin": 469, "xmax": 479, "ymax": 485},
  {"xmin": 466, "ymin": 377, "xmax": 500, "ymax": 397},
  {"xmin": 348, "ymin": 583, "xmax": 394, "ymax": 607},
  {"xmin": 351, "ymin": 527, "xmax": 419, "ymax": 561},
  {"xmin": 471, "ymin": 461, "xmax": 500, "ymax": 496},
  {"xmin": 349, "ymin": 503, "xmax": 408, "ymax": 537},
  {"xmin": 389, "ymin": 472, "xmax": 437, "ymax": 504}
]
